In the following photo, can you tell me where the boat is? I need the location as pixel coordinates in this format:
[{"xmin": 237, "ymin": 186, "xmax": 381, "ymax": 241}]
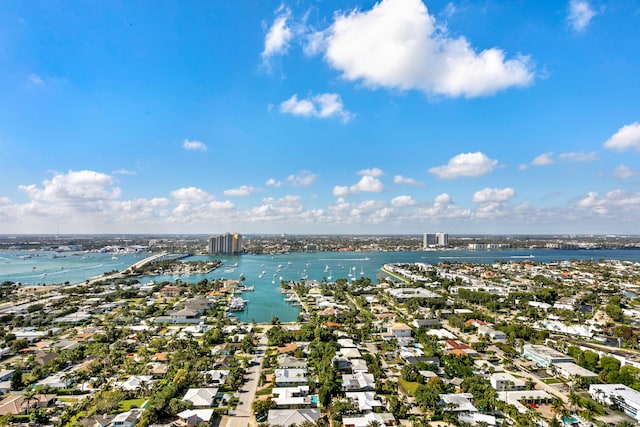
[
  {"xmin": 227, "ymin": 297, "xmax": 247, "ymax": 311},
  {"xmin": 111, "ymin": 256, "xmax": 118, "ymax": 260},
  {"xmin": 224, "ymin": 268, "xmax": 236, "ymax": 273},
  {"xmin": 324, "ymin": 264, "xmax": 330, "ymax": 272}
]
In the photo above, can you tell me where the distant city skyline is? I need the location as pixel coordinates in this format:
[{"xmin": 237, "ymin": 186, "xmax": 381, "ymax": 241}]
[{"xmin": 0, "ymin": 1, "xmax": 639, "ymax": 234}]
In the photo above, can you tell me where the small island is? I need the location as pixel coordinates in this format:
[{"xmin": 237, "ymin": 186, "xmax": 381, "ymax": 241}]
[{"xmin": 128, "ymin": 259, "xmax": 222, "ymax": 277}]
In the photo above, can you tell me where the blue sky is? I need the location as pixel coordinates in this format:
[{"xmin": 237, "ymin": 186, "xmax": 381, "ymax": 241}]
[{"xmin": 1, "ymin": 0, "xmax": 639, "ymax": 235}]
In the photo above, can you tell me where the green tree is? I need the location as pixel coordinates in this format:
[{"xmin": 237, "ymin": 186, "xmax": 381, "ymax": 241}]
[{"xmin": 10, "ymin": 369, "xmax": 23, "ymax": 390}]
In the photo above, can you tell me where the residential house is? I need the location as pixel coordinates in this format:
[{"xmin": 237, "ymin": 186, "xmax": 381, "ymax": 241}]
[
  {"xmin": 489, "ymin": 373, "xmax": 525, "ymax": 391},
  {"xmin": 119, "ymin": 375, "xmax": 153, "ymax": 392},
  {"xmin": 182, "ymin": 388, "xmax": 218, "ymax": 407},
  {"xmin": 553, "ymin": 362, "xmax": 598, "ymax": 381},
  {"xmin": 160, "ymin": 285, "xmax": 185, "ymax": 298},
  {"xmin": 343, "ymin": 412, "xmax": 396, "ymax": 427},
  {"xmin": 342, "ymin": 373, "xmax": 375, "ymax": 391},
  {"xmin": 274, "ymin": 368, "xmax": 307, "ymax": 386},
  {"xmin": 34, "ymin": 351, "xmax": 57, "ymax": 365},
  {"xmin": 0, "ymin": 394, "xmax": 56, "ymax": 416},
  {"xmin": 590, "ymin": 384, "xmax": 640, "ymax": 422},
  {"xmin": 385, "ymin": 323, "xmax": 413, "ymax": 339},
  {"xmin": 345, "ymin": 391, "xmax": 384, "ymax": 412},
  {"xmin": 413, "ymin": 319, "xmax": 442, "ymax": 329},
  {"xmin": 111, "ymin": 409, "xmax": 142, "ymax": 427},
  {"xmin": 177, "ymin": 409, "xmax": 215, "ymax": 426},
  {"xmin": 477, "ymin": 325, "xmax": 507, "ymax": 341},
  {"xmin": 204, "ymin": 370, "xmax": 229, "ymax": 385},
  {"xmin": 277, "ymin": 355, "xmax": 307, "ymax": 369},
  {"xmin": 79, "ymin": 414, "xmax": 114, "ymax": 427},
  {"xmin": 272, "ymin": 386, "xmax": 316, "ymax": 407},
  {"xmin": 268, "ymin": 409, "xmax": 321, "ymax": 427},
  {"xmin": 521, "ymin": 344, "xmax": 572, "ymax": 368},
  {"xmin": 440, "ymin": 393, "xmax": 477, "ymax": 413}
]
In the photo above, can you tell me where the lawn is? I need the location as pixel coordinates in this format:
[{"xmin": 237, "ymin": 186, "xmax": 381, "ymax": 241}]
[
  {"xmin": 541, "ymin": 378, "xmax": 562, "ymax": 384},
  {"xmin": 118, "ymin": 399, "xmax": 146, "ymax": 411},
  {"xmin": 398, "ymin": 378, "xmax": 420, "ymax": 396}
]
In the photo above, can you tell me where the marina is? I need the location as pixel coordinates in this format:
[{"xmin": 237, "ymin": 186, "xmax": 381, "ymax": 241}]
[{"xmin": 3, "ymin": 248, "xmax": 640, "ymax": 323}]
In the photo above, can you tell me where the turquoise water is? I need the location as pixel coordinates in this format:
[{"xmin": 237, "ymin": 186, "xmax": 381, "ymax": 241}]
[
  {"xmin": 2, "ymin": 248, "xmax": 640, "ymax": 322},
  {"xmin": 0, "ymin": 251, "xmax": 142, "ymax": 286}
]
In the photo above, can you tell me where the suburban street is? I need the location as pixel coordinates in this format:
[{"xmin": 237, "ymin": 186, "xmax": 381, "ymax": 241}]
[{"xmin": 220, "ymin": 326, "xmax": 270, "ymax": 427}]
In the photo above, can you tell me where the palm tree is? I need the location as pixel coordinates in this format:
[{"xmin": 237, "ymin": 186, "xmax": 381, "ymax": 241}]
[
  {"xmin": 551, "ymin": 397, "xmax": 565, "ymax": 413},
  {"xmin": 22, "ymin": 389, "xmax": 37, "ymax": 415},
  {"xmin": 568, "ymin": 391, "xmax": 582, "ymax": 413}
]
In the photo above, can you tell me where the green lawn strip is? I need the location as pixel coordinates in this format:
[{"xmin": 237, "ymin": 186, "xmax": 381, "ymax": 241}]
[
  {"xmin": 118, "ymin": 398, "xmax": 146, "ymax": 411},
  {"xmin": 398, "ymin": 378, "xmax": 420, "ymax": 396}
]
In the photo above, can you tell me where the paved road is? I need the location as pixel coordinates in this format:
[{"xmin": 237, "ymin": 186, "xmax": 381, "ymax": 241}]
[{"xmin": 221, "ymin": 326, "xmax": 270, "ymax": 427}]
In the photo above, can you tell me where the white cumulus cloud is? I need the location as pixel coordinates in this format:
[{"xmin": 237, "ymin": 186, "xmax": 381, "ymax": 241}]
[
  {"xmin": 19, "ymin": 170, "xmax": 121, "ymax": 202},
  {"xmin": 266, "ymin": 178, "xmax": 282, "ymax": 187},
  {"xmin": 568, "ymin": 0, "xmax": 597, "ymax": 32},
  {"xmin": 473, "ymin": 187, "xmax": 516, "ymax": 203},
  {"xmin": 224, "ymin": 185, "xmax": 258, "ymax": 197},
  {"xmin": 287, "ymin": 171, "xmax": 318, "ymax": 187},
  {"xmin": 170, "ymin": 187, "xmax": 212, "ymax": 203},
  {"xmin": 604, "ymin": 122, "xmax": 640, "ymax": 152},
  {"xmin": 27, "ymin": 73, "xmax": 45, "ymax": 87},
  {"xmin": 394, "ymin": 175, "xmax": 425, "ymax": 186},
  {"xmin": 531, "ymin": 152, "xmax": 554, "ymax": 166},
  {"xmin": 577, "ymin": 189, "xmax": 640, "ymax": 216},
  {"xmin": 358, "ymin": 168, "xmax": 384, "ymax": 177},
  {"xmin": 391, "ymin": 195, "xmax": 416, "ymax": 207},
  {"xmin": 332, "ymin": 175, "xmax": 385, "ymax": 196},
  {"xmin": 183, "ymin": 139, "xmax": 208, "ymax": 152},
  {"xmin": 279, "ymin": 93, "xmax": 354, "ymax": 123},
  {"xmin": 558, "ymin": 151, "xmax": 598, "ymax": 162},
  {"xmin": 428, "ymin": 152, "xmax": 498, "ymax": 179},
  {"xmin": 262, "ymin": 6, "xmax": 293, "ymax": 66},
  {"xmin": 612, "ymin": 164, "xmax": 638, "ymax": 179},
  {"xmin": 310, "ymin": 0, "xmax": 533, "ymax": 98}
]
